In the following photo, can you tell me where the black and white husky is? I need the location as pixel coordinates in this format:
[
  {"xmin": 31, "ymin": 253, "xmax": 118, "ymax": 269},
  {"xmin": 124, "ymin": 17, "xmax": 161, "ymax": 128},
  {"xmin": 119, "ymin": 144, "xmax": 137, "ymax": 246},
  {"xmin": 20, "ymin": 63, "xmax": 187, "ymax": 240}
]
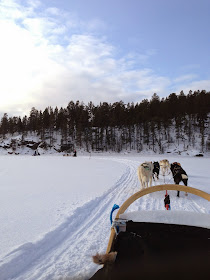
[
  {"xmin": 170, "ymin": 162, "xmax": 188, "ymax": 197},
  {"xmin": 153, "ymin": 161, "xmax": 160, "ymax": 180}
]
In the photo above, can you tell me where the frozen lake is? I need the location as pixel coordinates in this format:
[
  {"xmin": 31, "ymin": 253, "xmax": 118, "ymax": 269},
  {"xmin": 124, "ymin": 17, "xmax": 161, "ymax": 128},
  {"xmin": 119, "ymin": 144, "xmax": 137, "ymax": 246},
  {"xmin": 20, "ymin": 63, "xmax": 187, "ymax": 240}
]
[{"xmin": 0, "ymin": 154, "xmax": 209, "ymax": 279}]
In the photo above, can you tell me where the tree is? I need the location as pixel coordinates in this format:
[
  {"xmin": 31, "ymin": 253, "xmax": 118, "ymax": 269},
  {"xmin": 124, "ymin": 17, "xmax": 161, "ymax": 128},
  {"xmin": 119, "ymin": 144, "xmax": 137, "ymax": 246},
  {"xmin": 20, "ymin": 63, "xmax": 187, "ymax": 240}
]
[
  {"xmin": 17, "ymin": 117, "xmax": 23, "ymax": 133},
  {"xmin": 0, "ymin": 113, "xmax": 9, "ymax": 137},
  {"xmin": 28, "ymin": 107, "xmax": 39, "ymax": 131},
  {"xmin": 149, "ymin": 93, "xmax": 160, "ymax": 121}
]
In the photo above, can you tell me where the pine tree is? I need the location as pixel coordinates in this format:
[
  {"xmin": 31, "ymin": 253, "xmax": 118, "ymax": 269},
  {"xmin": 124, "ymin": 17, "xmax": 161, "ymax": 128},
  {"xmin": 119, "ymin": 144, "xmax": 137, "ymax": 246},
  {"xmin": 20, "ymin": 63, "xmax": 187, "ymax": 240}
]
[{"xmin": 0, "ymin": 113, "xmax": 9, "ymax": 137}]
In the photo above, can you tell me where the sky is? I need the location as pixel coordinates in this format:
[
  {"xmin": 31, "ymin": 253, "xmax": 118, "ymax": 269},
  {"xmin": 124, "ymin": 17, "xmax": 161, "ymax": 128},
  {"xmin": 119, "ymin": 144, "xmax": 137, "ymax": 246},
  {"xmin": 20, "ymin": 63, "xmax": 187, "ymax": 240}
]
[{"xmin": 0, "ymin": 0, "xmax": 210, "ymax": 117}]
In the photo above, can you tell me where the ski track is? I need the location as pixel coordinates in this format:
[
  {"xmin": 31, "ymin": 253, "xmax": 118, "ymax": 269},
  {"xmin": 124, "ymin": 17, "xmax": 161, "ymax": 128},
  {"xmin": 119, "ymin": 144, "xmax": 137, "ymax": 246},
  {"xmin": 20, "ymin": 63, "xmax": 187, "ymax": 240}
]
[{"xmin": 0, "ymin": 157, "xmax": 209, "ymax": 280}]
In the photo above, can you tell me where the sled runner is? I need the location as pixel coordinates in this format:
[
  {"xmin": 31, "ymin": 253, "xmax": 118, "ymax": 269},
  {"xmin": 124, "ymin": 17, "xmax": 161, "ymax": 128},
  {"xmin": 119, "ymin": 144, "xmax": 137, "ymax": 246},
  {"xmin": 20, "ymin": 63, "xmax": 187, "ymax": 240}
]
[{"xmin": 90, "ymin": 184, "xmax": 210, "ymax": 280}]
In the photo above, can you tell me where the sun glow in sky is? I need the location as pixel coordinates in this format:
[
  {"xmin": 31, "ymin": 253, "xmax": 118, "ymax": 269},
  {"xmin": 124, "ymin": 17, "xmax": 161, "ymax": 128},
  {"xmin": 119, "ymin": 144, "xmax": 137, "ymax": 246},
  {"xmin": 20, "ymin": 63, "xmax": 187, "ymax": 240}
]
[{"xmin": 0, "ymin": 0, "xmax": 210, "ymax": 117}]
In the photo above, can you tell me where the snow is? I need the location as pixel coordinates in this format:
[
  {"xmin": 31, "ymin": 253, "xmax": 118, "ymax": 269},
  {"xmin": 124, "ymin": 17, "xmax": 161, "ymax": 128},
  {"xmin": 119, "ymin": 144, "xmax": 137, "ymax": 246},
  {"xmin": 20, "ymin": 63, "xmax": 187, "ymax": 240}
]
[
  {"xmin": 0, "ymin": 153, "xmax": 209, "ymax": 280},
  {"xmin": 120, "ymin": 210, "xmax": 210, "ymax": 229}
]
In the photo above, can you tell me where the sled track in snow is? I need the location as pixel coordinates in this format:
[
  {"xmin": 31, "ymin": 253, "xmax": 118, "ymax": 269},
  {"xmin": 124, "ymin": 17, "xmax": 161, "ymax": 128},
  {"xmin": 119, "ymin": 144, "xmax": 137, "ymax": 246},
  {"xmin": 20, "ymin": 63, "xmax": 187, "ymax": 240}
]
[
  {"xmin": 0, "ymin": 158, "xmax": 139, "ymax": 280},
  {"xmin": 0, "ymin": 157, "xmax": 208, "ymax": 280}
]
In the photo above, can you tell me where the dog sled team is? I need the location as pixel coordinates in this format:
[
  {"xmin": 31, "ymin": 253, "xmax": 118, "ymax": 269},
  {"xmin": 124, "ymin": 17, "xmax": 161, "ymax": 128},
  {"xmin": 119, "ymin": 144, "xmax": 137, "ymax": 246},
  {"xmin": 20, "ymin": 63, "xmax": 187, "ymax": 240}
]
[
  {"xmin": 92, "ymin": 160, "xmax": 191, "ymax": 269},
  {"xmin": 137, "ymin": 159, "xmax": 188, "ymax": 197}
]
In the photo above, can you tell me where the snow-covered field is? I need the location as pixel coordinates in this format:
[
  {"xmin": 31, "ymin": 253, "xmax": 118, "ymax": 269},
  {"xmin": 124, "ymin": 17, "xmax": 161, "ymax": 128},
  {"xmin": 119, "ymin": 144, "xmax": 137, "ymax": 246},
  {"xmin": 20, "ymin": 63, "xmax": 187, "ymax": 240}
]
[{"xmin": 0, "ymin": 154, "xmax": 209, "ymax": 280}]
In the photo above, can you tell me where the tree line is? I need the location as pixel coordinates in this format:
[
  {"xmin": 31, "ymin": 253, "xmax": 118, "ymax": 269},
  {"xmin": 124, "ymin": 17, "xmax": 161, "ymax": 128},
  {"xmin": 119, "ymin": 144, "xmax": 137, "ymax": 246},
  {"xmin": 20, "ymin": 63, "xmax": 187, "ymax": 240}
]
[{"xmin": 0, "ymin": 90, "xmax": 209, "ymax": 153}]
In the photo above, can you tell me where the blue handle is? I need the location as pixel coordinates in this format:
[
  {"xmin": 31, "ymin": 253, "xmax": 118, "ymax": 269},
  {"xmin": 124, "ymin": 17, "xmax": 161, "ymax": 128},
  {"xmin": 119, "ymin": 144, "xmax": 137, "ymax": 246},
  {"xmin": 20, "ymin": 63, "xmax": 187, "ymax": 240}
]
[{"xmin": 110, "ymin": 204, "xmax": 120, "ymax": 225}]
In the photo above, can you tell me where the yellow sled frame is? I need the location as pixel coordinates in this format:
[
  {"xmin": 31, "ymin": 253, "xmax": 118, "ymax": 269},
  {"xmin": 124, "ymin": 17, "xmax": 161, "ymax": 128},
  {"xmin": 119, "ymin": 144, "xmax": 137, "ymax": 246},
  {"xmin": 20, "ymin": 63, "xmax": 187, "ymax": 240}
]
[{"xmin": 106, "ymin": 184, "xmax": 210, "ymax": 254}]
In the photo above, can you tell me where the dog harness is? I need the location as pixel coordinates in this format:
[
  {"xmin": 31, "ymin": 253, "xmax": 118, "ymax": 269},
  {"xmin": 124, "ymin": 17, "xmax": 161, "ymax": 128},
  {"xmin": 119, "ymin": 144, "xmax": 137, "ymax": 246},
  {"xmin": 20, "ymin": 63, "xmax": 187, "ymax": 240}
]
[{"xmin": 141, "ymin": 163, "xmax": 152, "ymax": 171}]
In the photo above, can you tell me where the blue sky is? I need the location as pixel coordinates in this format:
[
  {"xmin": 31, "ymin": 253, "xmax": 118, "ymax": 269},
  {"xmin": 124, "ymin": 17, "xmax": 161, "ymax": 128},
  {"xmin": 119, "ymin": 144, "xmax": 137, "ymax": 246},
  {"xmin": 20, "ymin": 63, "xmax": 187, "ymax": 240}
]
[{"xmin": 0, "ymin": 0, "xmax": 210, "ymax": 117}]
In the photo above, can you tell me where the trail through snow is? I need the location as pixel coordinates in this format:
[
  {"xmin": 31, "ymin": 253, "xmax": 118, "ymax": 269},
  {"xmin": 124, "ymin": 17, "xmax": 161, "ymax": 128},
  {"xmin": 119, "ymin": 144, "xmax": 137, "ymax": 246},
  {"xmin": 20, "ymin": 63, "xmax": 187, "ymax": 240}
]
[{"xmin": 0, "ymin": 156, "xmax": 209, "ymax": 280}]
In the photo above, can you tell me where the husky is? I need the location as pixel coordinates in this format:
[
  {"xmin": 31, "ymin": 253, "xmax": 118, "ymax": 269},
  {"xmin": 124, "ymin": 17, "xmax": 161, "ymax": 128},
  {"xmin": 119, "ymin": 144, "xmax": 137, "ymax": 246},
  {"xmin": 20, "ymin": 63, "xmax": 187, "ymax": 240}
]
[
  {"xmin": 137, "ymin": 162, "xmax": 154, "ymax": 190},
  {"xmin": 170, "ymin": 162, "xmax": 188, "ymax": 197},
  {"xmin": 153, "ymin": 161, "xmax": 160, "ymax": 180},
  {"xmin": 159, "ymin": 159, "xmax": 170, "ymax": 176}
]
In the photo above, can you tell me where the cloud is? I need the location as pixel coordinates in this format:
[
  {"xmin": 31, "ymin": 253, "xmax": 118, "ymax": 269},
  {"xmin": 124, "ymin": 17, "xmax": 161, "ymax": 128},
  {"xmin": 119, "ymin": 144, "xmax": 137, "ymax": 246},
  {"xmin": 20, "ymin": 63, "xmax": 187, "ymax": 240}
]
[
  {"xmin": 174, "ymin": 74, "xmax": 198, "ymax": 83},
  {"xmin": 175, "ymin": 79, "xmax": 210, "ymax": 95},
  {"xmin": 0, "ymin": 0, "xmax": 209, "ymax": 118},
  {"xmin": 171, "ymin": 73, "xmax": 210, "ymax": 95}
]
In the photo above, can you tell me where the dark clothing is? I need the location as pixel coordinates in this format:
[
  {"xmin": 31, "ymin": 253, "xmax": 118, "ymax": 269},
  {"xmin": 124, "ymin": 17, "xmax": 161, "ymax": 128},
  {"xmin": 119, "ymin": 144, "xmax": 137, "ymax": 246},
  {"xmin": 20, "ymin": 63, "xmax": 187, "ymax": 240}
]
[{"xmin": 90, "ymin": 221, "xmax": 209, "ymax": 280}]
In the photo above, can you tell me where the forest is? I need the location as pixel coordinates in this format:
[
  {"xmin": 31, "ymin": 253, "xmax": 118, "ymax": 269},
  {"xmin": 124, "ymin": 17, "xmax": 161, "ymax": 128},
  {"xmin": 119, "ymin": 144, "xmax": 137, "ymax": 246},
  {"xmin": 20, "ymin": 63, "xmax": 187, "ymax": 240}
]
[{"xmin": 0, "ymin": 90, "xmax": 209, "ymax": 154}]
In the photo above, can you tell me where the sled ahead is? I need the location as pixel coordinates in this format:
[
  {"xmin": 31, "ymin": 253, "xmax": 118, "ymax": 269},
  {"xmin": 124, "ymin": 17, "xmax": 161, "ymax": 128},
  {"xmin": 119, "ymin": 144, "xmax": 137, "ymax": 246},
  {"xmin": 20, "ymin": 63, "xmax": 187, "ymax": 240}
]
[{"xmin": 90, "ymin": 184, "xmax": 210, "ymax": 280}]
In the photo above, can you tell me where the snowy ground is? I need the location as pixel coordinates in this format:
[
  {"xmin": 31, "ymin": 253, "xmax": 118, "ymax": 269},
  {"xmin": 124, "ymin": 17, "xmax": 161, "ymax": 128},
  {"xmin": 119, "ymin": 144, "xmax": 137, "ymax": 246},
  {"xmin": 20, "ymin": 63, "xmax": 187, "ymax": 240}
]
[{"xmin": 0, "ymin": 154, "xmax": 209, "ymax": 280}]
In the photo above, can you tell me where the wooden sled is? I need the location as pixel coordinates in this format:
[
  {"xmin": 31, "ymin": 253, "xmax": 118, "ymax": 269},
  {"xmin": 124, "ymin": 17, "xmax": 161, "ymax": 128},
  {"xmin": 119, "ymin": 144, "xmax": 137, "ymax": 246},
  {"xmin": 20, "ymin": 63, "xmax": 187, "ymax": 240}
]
[{"xmin": 90, "ymin": 184, "xmax": 210, "ymax": 280}]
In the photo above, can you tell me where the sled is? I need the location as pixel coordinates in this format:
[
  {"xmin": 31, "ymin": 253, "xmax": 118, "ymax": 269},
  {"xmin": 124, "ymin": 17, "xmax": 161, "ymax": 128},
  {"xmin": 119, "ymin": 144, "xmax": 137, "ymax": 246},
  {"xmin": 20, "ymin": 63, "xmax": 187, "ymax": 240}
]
[{"xmin": 90, "ymin": 184, "xmax": 210, "ymax": 280}]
